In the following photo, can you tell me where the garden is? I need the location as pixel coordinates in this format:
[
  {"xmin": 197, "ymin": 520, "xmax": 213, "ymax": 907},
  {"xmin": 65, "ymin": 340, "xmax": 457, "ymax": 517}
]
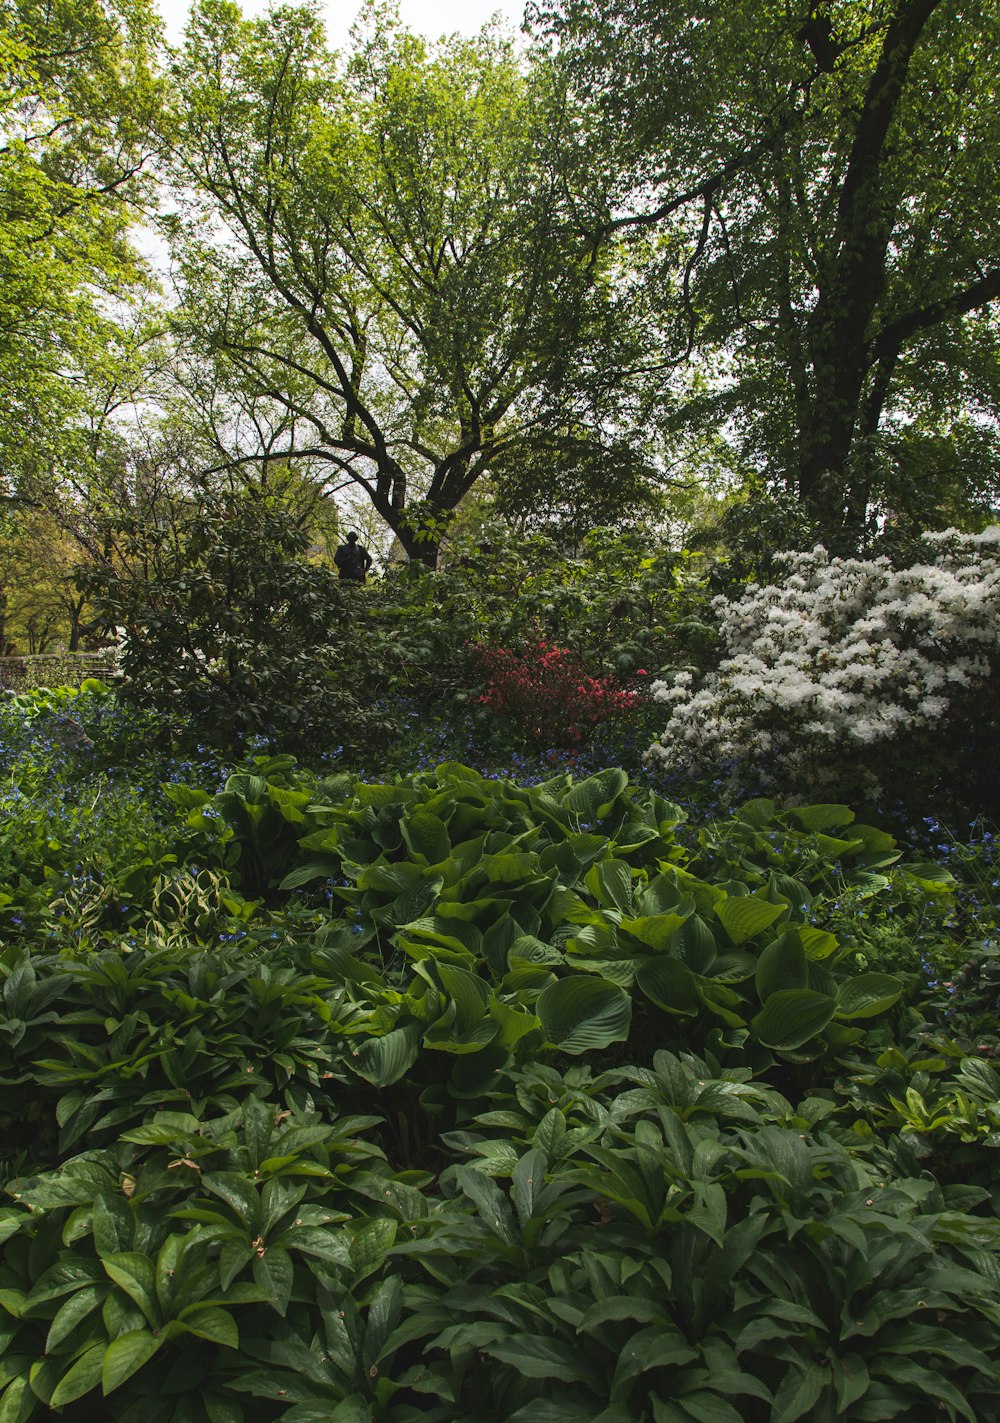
[
  {"xmin": 5, "ymin": 0, "xmax": 1000, "ymax": 1416},
  {"xmin": 2, "ymin": 518, "xmax": 1000, "ymax": 1423}
]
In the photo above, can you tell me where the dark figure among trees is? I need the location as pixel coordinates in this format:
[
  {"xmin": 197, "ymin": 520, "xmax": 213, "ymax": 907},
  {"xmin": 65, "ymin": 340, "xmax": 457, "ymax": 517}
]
[{"xmin": 334, "ymin": 532, "xmax": 374, "ymax": 584}]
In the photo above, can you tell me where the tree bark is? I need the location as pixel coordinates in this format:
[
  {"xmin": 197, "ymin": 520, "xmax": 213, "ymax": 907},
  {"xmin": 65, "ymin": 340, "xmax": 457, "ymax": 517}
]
[{"xmin": 797, "ymin": 0, "xmax": 944, "ymax": 533}]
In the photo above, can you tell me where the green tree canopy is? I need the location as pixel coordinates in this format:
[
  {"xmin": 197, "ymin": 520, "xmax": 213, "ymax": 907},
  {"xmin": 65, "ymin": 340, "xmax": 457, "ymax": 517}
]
[
  {"xmin": 165, "ymin": 0, "xmax": 663, "ymax": 566},
  {"xmin": 0, "ymin": 0, "xmax": 162, "ymax": 479},
  {"xmin": 534, "ymin": 0, "xmax": 1000, "ymax": 545}
]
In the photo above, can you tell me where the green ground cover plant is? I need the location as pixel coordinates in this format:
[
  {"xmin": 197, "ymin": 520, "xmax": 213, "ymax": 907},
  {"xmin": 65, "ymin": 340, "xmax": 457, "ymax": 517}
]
[{"xmin": 1, "ymin": 691, "xmax": 999, "ymax": 1421}]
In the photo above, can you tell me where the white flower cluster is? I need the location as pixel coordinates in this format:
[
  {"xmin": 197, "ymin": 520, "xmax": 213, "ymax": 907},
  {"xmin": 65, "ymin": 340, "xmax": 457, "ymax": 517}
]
[{"xmin": 646, "ymin": 528, "xmax": 1000, "ymax": 789}]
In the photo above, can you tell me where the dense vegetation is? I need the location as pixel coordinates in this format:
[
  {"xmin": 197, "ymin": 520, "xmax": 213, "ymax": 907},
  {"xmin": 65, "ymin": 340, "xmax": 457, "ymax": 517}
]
[
  {"xmin": 1, "ymin": 666, "xmax": 999, "ymax": 1422},
  {"xmin": 2, "ymin": 0, "xmax": 1000, "ymax": 1418}
]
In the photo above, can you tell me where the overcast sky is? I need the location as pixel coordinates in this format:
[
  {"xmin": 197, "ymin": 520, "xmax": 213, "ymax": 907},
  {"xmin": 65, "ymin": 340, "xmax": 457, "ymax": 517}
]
[{"xmin": 155, "ymin": 0, "xmax": 528, "ymax": 47}]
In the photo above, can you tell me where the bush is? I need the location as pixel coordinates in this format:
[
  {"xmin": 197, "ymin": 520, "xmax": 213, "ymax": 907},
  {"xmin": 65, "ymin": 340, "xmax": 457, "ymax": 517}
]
[
  {"xmin": 475, "ymin": 637, "xmax": 641, "ymax": 747},
  {"xmin": 374, "ymin": 522, "xmax": 715, "ymax": 716},
  {"xmin": 646, "ymin": 528, "xmax": 1000, "ymax": 813},
  {"xmin": 80, "ymin": 488, "xmax": 398, "ymax": 759},
  {"xmin": 4, "ymin": 698, "xmax": 1000, "ymax": 1422}
]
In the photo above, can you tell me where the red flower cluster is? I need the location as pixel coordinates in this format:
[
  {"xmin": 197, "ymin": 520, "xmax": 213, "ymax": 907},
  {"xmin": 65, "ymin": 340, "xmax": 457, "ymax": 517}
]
[{"xmin": 475, "ymin": 637, "xmax": 638, "ymax": 747}]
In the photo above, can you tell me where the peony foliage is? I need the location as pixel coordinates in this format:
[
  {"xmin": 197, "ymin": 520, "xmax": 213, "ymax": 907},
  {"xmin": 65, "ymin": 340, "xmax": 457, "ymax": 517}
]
[{"xmin": 646, "ymin": 528, "xmax": 1000, "ymax": 801}]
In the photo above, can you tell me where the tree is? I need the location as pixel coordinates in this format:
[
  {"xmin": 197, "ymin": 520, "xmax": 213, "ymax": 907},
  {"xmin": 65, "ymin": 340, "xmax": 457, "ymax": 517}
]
[
  {"xmin": 0, "ymin": 0, "xmax": 162, "ymax": 474},
  {"xmin": 164, "ymin": 0, "xmax": 648, "ymax": 567},
  {"xmin": 534, "ymin": 0, "xmax": 1000, "ymax": 545},
  {"xmin": 0, "ymin": 502, "xmax": 91, "ymax": 652}
]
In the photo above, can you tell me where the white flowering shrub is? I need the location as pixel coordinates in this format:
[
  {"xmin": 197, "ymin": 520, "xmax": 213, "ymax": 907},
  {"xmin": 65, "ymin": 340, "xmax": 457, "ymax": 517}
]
[{"xmin": 646, "ymin": 528, "xmax": 1000, "ymax": 802}]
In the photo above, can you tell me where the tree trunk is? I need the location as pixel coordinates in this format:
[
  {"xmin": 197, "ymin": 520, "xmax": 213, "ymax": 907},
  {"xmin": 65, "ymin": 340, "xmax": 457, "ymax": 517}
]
[{"xmin": 795, "ymin": 0, "xmax": 943, "ymax": 540}]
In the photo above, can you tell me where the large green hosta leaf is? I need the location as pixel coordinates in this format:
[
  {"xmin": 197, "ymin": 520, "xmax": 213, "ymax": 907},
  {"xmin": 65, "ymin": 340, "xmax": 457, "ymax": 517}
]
[
  {"xmin": 564, "ymin": 768, "xmax": 629, "ymax": 823},
  {"xmin": 787, "ymin": 804, "xmax": 856, "ymax": 832},
  {"xmin": 836, "ymin": 973, "xmax": 903, "ymax": 1020},
  {"xmin": 351, "ymin": 1024, "xmax": 421, "ymax": 1086},
  {"xmin": 755, "ymin": 931, "xmax": 808, "ymax": 1001},
  {"xmin": 635, "ymin": 955, "xmax": 702, "ymax": 1018},
  {"xmin": 750, "ymin": 990, "xmax": 837, "ymax": 1051},
  {"xmin": 399, "ymin": 812, "xmax": 452, "ymax": 865},
  {"xmin": 715, "ymin": 896, "xmax": 787, "ymax": 945},
  {"xmin": 536, "ymin": 977, "xmax": 631, "ymax": 1054}
]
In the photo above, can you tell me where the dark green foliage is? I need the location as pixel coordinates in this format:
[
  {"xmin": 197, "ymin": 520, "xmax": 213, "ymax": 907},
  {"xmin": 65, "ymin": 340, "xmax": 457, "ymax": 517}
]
[
  {"xmin": 80, "ymin": 488, "xmax": 397, "ymax": 757},
  {"xmin": 2, "ymin": 708, "xmax": 999, "ymax": 1421},
  {"xmin": 376, "ymin": 524, "xmax": 715, "ymax": 713},
  {"xmin": 694, "ymin": 492, "xmax": 823, "ymax": 592}
]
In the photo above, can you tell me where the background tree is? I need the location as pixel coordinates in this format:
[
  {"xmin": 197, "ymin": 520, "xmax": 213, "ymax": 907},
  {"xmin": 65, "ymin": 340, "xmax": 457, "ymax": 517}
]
[
  {"xmin": 534, "ymin": 0, "xmax": 1000, "ymax": 546},
  {"xmin": 0, "ymin": 0, "xmax": 162, "ymax": 480},
  {"xmin": 0, "ymin": 503, "xmax": 92, "ymax": 652},
  {"xmin": 165, "ymin": 0, "xmax": 668, "ymax": 567}
]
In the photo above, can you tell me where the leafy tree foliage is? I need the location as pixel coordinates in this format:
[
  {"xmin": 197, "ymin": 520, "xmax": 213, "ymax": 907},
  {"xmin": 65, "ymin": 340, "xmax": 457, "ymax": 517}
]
[
  {"xmin": 164, "ymin": 1, "xmax": 660, "ymax": 567},
  {"xmin": 0, "ymin": 0, "xmax": 161, "ymax": 475},
  {"xmin": 534, "ymin": 0, "xmax": 1000, "ymax": 545},
  {"xmin": 0, "ymin": 502, "xmax": 91, "ymax": 652}
]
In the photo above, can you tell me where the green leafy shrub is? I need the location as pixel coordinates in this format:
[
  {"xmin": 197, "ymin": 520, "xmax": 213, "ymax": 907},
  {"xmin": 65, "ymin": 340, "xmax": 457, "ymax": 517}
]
[
  {"xmin": 397, "ymin": 1054, "xmax": 1000, "ymax": 1423},
  {"xmin": 4, "ymin": 701, "xmax": 999, "ymax": 1422},
  {"xmin": 167, "ymin": 764, "xmax": 916, "ymax": 1094},
  {"xmin": 375, "ymin": 523, "xmax": 715, "ymax": 712},
  {"xmin": 0, "ymin": 1095, "xmax": 407, "ymax": 1423},
  {"xmin": 80, "ymin": 486, "xmax": 398, "ymax": 758}
]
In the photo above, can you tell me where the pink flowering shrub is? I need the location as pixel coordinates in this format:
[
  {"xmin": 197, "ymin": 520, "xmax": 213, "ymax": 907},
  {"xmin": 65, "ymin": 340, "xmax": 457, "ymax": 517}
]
[
  {"xmin": 646, "ymin": 528, "xmax": 1000, "ymax": 805},
  {"xmin": 476, "ymin": 637, "xmax": 639, "ymax": 747}
]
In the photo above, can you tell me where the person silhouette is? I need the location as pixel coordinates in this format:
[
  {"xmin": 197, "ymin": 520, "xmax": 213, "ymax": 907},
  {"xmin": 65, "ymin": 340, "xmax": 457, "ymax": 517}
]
[{"xmin": 334, "ymin": 532, "xmax": 374, "ymax": 583}]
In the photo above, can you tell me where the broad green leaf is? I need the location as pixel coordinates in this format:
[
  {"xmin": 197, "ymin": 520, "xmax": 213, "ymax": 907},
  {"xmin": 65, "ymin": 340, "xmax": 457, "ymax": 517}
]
[
  {"xmin": 612, "ymin": 1324, "xmax": 697, "ymax": 1388},
  {"xmin": 252, "ymin": 1248, "xmax": 293, "ymax": 1316},
  {"xmin": 101, "ymin": 1253, "xmax": 157, "ymax": 1325},
  {"xmin": 789, "ymin": 804, "xmax": 855, "ymax": 831},
  {"xmin": 0, "ymin": 1376, "xmax": 34, "ymax": 1423},
  {"xmin": 902, "ymin": 862, "xmax": 956, "ymax": 888},
  {"xmin": 508, "ymin": 1404, "xmax": 629, "ymax": 1423},
  {"xmin": 278, "ymin": 862, "xmax": 334, "ymax": 890},
  {"xmin": 836, "ymin": 973, "xmax": 903, "ymax": 1020},
  {"xmin": 436, "ymin": 963, "xmax": 490, "ymax": 1028},
  {"xmin": 352, "ymin": 1023, "xmax": 421, "ymax": 1086},
  {"xmin": 715, "ymin": 896, "xmax": 787, "ymax": 944},
  {"xmin": 482, "ymin": 1335, "xmax": 596, "ymax": 1384},
  {"xmin": 585, "ymin": 860, "xmax": 634, "ymax": 913},
  {"xmin": 798, "ymin": 925, "xmax": 839, "ymax": 960},
  {"xmin": 755, "ymin": 931, "xmax": 808, "ymax": 1000},
  {"xmin": 47, "ymin": 1344, "xmax": 105, "ymax": 1410},
  {"xmin": 349, "ymin": 1217, "xmax": 397, "ymax": 1275},
  {"xmin": 101, "ymin": 1329, "xmax": 163, "ymax": 1395},
  {"xmin": 772, "ymin": 1362, "xmax": 830, "ymax": 1422},
  {"xmin": 205, "ymin": 1393, "xmax": 246, "ymax": 1423},
  {"xmin": 750, "ymin": 990, "xmax": 836, "ymax": 1050},
  {"xmin": 737, "ymin": 799, "xmax": 776, "ymax": 826},
  {"xmin": 400, "ymin": 812, "xmax": 452, "ymax": 864},
  {"xmin": 536, "ymin": 976, "xmax": 631, "ymax": 1053},
  {"xmin": 533, "ymin": 1107, "xmax": 567, "ymax": 1163},
  {"xmin": 512, "ymin": 1148, "xmax": 547, "ymax": 1224},
  {"xmin": 46, "ymin": 1284, "xmax": 106, "ymax": 1352},
  {"xmin": 455, "ymin": 1167, "xmax": 516, "ymax": 1241},
  {"xmin": 179, "ymin": 1307, "xmax": 239, "ymax": 1347},
  {"xmin": 619, "ymin": 913, "xmax": 689, "ymax": 951},
  {"xmin": 565, "ymin": 768, "xmax": 628, "ymax": 822},
  {"xmin": 635, "ymin": 956, "xmax": 702, "ymax": 1016},
  {"xmin": 201, "ymin": 1174, "xmax": 260, "ymax": 1228},
  {"xmin": 22, "ymin": 1258, "xmax": 104, "ymax": 1311},
  {"xmin": 363, "ymin": 1276, "xmax": 404, "ymax": 1368},
  {"xmin": 671, "ymin": 913, "xmax": 719, "ymax": 972}
]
